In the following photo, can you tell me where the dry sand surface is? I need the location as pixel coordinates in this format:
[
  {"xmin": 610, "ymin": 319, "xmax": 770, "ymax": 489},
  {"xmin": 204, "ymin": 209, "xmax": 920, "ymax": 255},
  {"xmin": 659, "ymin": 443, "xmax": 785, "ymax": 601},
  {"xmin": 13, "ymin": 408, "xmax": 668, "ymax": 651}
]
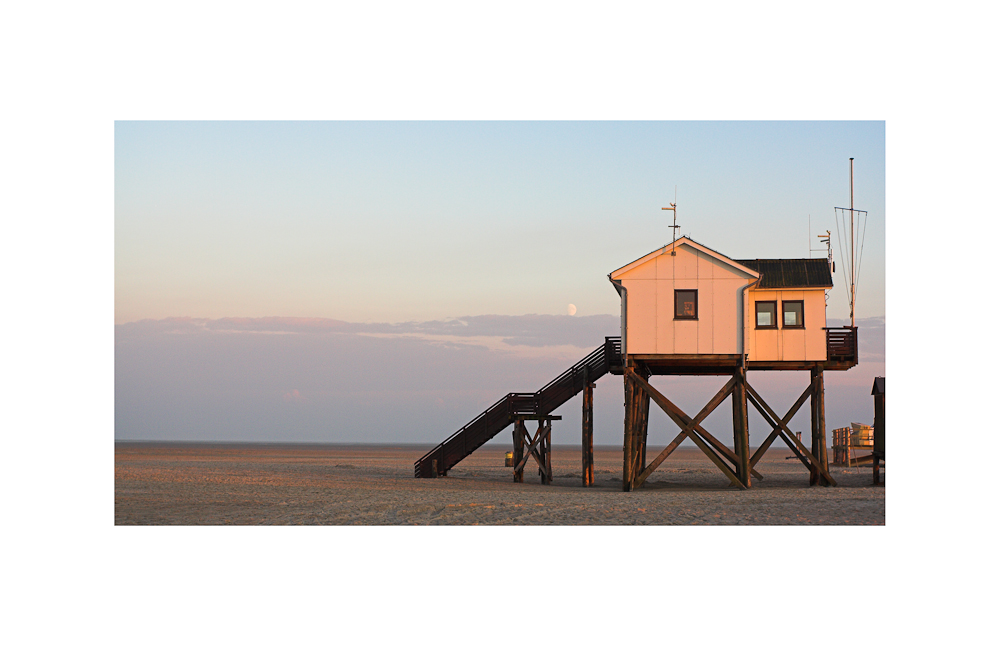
[{"xmin": 115, "ymin": 443, "xmax": 884, "ymax": 525}]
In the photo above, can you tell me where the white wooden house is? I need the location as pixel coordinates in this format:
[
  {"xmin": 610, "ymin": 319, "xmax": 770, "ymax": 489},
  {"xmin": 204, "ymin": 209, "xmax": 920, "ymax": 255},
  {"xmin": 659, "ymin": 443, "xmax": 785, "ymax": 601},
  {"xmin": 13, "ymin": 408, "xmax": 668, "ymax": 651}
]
[{"xmin": 608, "ymin": 236, "xmax": 852, "ymax": 371}]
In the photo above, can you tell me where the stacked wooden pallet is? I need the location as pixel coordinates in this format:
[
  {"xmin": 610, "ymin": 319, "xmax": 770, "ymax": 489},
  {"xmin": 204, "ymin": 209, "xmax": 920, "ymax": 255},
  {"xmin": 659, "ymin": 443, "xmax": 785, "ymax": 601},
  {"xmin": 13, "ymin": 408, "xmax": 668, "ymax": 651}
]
[{"xmin": 832, "ymin": 423, "xmax": 873, "ymax": 466}]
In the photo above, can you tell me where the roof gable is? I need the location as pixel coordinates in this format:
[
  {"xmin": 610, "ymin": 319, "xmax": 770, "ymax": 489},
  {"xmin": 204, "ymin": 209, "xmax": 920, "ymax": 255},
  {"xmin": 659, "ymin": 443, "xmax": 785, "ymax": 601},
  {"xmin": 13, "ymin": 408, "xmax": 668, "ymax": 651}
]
[{"xmin": 610, "ymin": 237, "xmax": 760, "ymax": 281}]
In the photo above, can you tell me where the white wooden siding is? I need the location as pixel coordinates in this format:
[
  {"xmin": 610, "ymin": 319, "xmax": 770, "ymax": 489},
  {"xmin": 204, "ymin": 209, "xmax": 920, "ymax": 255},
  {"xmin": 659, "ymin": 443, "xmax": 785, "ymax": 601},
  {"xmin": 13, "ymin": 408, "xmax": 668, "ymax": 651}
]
[
  {"xmin": 746, "ymin": 289, "xmax": 827, "ymax": 362},
  {"xmin": 612, "ymin": 240, "xmax": 831, "ymax": 363},
  {"xmin": 616, "ymin": 244, "xmax": 754, "ymax": 355}
]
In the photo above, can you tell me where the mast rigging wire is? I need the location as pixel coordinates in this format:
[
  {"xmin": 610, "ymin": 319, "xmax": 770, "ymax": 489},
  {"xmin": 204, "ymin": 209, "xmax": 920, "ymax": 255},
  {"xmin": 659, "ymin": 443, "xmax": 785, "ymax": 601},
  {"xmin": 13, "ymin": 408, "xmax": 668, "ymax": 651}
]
[
  {"xmin": 855, "ymin": 210, "xmax": 869, "ymax": 303},
  {"xmin": 835, "ymin": 207, "xmax": 850, "ymax": 307}
]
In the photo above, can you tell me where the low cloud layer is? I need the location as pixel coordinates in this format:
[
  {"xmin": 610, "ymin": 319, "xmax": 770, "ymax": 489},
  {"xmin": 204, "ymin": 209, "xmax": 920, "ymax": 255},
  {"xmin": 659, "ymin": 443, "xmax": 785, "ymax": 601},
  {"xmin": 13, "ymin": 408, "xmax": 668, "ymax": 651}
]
[
  {"xmin": 116, "ymin": 314, "xmax": 621, "ymax": 443},
  {"xmin": 116, "ymin": 314, "xmax": 884, "ymax": 449}
]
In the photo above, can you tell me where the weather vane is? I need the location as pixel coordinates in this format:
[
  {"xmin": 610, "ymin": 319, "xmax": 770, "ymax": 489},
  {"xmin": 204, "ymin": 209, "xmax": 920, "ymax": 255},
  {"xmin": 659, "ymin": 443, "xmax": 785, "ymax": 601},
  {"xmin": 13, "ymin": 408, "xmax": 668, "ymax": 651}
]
[{"xmin": 662, "ymin": 188, "xmax": 679, "ymax": 255}]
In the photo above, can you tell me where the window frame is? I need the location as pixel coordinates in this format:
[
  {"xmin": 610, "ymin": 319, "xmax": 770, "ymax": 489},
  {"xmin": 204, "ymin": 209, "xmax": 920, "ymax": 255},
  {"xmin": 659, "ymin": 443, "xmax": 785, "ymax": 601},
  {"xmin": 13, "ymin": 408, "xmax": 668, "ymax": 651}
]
[
  {"xmin": 755, "ymin": 300, "xmax": 778, "ymax": 329},
  {"xmin": 782, "ymin": 300, "xmax": 805, "ymax": 329},
  {"xmin": 674, "ymin": 289, "xmax": 698, "ymax": 320}
]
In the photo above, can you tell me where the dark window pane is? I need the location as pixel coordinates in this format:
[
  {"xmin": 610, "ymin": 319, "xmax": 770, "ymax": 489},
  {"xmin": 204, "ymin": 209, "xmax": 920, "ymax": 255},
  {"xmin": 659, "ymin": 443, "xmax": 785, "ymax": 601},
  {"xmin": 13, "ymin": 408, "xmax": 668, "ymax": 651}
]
[
  {"xmin": 675, "ymin": 290, "xmax": 697, "ymax": 319},
  {"xmin": 756, "ymin": 301, "xmax": 776, "ymax": 328},
  {"xmin": 783, "ymin": 301, "xmax": 803, "ymax": 327}
]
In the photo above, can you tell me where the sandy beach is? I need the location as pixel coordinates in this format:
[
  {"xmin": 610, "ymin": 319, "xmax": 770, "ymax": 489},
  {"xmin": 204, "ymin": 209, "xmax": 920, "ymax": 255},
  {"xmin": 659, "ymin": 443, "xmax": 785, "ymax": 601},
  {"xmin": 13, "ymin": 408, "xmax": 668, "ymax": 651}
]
[{"xmin": 115, "ymin": 443, "xmax": 884, "ymax": 525}]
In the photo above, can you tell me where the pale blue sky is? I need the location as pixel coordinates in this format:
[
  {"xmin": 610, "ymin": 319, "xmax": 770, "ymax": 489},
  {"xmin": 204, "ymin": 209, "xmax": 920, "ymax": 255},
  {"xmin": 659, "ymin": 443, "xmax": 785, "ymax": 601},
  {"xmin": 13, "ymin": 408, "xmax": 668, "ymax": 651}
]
[{"xmin": 115, "ymin": 121, "xmax": 884, "ymax": 325}]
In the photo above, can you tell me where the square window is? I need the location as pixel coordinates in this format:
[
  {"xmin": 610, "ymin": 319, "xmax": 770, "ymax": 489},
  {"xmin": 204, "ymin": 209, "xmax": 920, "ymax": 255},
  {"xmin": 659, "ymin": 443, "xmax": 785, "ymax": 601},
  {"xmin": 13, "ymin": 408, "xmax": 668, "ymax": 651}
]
[
  {"xmin": 755, "ymin": 301, "xmax": 777, "ymax": 328},
  {"xmin": 674, "ymin": 290, "xmax": 697, "ymax": 319},
  {"xmin": 783, "ymin": 301, "xmax": 804, "ymax": 328}
]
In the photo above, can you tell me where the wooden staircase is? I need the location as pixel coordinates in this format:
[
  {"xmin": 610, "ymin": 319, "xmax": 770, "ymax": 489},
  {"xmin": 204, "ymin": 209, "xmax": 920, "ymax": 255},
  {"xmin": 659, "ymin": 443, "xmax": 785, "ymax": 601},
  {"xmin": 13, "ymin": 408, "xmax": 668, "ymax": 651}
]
[{"xmin": 414, "ymin": 337, "xmax": 621, "ymax": 478}]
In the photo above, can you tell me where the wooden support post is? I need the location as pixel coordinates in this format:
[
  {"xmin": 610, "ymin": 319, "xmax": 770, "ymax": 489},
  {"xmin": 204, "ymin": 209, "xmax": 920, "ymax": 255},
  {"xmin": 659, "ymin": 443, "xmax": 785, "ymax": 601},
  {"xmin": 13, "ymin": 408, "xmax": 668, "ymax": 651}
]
[
  {"xmin": 622, "ymin": 370, "xmax": 637, "ymax": 492},
  {"xmin": 817, "ymin": 368, "xmax": 828, "ymax": 482},
  {"xmin": 513, "ymin": 419, "xmax": 525, "ymax": 483},
  {"xmin": 546, "ymin": 418, "xmax": 553, "ymax": 483},
  {"xmin": 537, "ymin": 421, "xmax": 545, "ymax": 483},
  {"xmin": 732, "ymin": 366, "xmax": 751, "ymax": 488},
  {"xmin": 582, "ymin": 372, "xmax": 594, "ymax": 487},
  {"xmin": 810, "ymin": 365, "xmax": 830, "ymax": 486},
  {"xmin": 541, "ymin": 417, "xmax": 553, "ymax": 484},
  {"xmin": 809, "ymin": 371, "xmax": 819, "ymax": 485}
]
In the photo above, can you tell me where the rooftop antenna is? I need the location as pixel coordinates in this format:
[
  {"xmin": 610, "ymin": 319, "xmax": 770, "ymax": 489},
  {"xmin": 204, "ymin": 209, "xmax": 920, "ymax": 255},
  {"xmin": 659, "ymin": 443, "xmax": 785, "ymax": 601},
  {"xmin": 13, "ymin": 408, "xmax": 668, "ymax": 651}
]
[
  {"xmin": 662, "ymin": 186, "xmax": 679, "ymax": 255},
  {"xmin": 809, "ymin": 214, "xmax": 833, "ymax": 270},
  {"xmin": 834, "ymin": 158, "xmax": 868, "ymax": 328}
]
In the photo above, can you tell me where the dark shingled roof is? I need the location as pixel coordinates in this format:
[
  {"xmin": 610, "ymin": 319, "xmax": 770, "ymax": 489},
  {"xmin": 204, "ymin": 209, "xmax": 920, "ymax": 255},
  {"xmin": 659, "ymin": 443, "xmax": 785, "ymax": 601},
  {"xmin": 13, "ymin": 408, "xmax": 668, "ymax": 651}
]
[{"xmin": 734, "ymin": 258, "xmax": 833, "ymax": 289}]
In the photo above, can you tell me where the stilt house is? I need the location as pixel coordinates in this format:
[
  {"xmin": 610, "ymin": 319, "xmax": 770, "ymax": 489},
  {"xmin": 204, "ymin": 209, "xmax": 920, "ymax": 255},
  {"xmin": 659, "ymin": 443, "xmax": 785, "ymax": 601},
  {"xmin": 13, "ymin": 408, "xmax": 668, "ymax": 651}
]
[{"xmin": 607, "ymin": 236, "xmax": 857, "ymax": 490}]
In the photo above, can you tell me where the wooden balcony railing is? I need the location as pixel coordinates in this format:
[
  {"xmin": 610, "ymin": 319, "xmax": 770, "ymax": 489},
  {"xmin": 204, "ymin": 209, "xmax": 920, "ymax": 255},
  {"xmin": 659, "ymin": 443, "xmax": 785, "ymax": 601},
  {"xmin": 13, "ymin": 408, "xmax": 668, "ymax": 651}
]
[{"xmin": 824, "ymin": 326, "xmax": 858, "ymax": 365}]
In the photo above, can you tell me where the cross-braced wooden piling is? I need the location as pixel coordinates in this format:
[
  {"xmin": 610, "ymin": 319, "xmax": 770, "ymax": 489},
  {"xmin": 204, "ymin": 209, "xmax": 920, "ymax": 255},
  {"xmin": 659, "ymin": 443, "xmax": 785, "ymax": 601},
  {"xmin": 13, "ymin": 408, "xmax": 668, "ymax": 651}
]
[
  {"xmin": 511, "ymin": 415, "xmax": 559, "ymax": 484},
  {"xmin": 621, "ymin": 363, "xmax": 837, "ymax": 490},
  {"xmin": 622, "ymin": 365, "xmax": 757, "ymax": 491},
  {"xmin": 744, "ymin": 371, "xmax": 837, "ymax": 487}
]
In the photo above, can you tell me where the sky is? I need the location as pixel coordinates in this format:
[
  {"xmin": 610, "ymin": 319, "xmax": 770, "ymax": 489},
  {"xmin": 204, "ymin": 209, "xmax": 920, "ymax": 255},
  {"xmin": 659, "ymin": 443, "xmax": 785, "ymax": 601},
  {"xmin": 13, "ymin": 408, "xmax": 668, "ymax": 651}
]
[
  {"xmin": 116, "ymin": 121, "xmax": 884, "ymax": 444},
  {"xmin": 115, "ymin": 121, "xmax": 884, "ymax": 325}
]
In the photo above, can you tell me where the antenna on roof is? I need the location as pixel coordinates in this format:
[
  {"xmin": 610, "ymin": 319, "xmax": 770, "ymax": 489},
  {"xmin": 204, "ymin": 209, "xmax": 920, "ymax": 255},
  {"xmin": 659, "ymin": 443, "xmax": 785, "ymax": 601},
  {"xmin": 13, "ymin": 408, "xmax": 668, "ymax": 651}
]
[
  {"xmin": 809, "ymin": 214, "xmax": 833, "ymax": 270},
  {"xmin": 662, "ymin": 186, "xmax": 679, "ymax": 255},
  {"xmin": 834, "ymin": 158, "xmax": 868, "ymax": 328}
]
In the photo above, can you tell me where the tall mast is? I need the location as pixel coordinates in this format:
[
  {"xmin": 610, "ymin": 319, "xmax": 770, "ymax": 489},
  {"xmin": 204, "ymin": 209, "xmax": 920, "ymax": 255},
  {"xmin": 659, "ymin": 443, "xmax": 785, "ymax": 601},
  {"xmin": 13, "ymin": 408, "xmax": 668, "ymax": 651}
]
[
  {"xmin": 835, "ymin": 158, "xmax": 866, "ymax": 329},
  {"xmin": 850, "ymin": 158, "xmax": 855, "ymax": 328}
]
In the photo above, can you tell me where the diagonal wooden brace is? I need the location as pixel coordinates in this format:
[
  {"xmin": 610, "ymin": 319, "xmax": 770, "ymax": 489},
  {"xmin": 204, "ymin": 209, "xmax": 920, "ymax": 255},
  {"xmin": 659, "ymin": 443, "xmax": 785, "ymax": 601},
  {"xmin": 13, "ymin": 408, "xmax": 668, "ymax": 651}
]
[
  {"xmin": 633, "ymin": 376, "xmax": 763, "ymax": 488},
  {"xmin": 635, "ymin": 376, "xmax": 735, "ymax": 488},
  {"xmin": 745, "ymin": 387, "xmax": 813, "ymax": 467},
  {"xmin": 747, "ymin": 390, "xmax": 811, "ymax": 469},
  {"xmin": 749, "ymin": 383, "xmax": 813, "ymax": 468},
  {"xmin": 513, "ymin": 423, "xmax": 551, "ymax": 475},
  {"xmin": 744, "ymin": 382, "xmax": 837, "ymax": 487},
  {"xmin": 626, "ymin": 369, "xmax": 746, "ymax": 489},
  {"xmin": 693, "ymin": 413, "xmax": 764, "ymax": 482}
]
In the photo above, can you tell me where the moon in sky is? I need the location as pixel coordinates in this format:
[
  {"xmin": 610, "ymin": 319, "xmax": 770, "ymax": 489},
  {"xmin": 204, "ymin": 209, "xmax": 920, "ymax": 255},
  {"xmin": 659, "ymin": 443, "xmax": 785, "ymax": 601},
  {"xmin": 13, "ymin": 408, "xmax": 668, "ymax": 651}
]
[{"xmin": 567, "ymin": 304, "xmax": 577, "ymax": 316}]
